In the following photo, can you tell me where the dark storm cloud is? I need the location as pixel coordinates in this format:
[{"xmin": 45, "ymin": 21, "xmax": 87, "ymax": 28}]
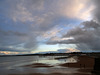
[
  {"xmin": 47, "ymin": 20, "xmax": 100, "ymax": 51},
  {"xmin": 92, "ymin": 0, "xmax": 100, "ymax": 23},
  {"xmin": 65, "ymin": 20, "xmax": 100, "ymax": 50}
]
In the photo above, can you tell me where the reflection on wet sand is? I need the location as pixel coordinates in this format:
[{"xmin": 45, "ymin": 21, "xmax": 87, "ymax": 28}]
[{"xmin": 0, "ymin": 55, "xmax": 96, "ymax": 75}]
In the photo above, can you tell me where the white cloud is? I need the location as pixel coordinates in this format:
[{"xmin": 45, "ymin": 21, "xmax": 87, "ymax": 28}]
[
  {"xmin": 44, "ymin": 0, "xmax": 93, "ymax": 21},
  {"xmin": 57, "ymin": 0, "xmax": 94, "ymax": 20}
]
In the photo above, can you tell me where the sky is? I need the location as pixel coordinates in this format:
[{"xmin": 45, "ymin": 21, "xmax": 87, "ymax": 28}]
[{"xmin": 0, "ymin": 0, "xmax": 100, "ymax": 55}]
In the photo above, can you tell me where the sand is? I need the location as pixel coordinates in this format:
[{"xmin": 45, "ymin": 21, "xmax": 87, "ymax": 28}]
[
  {"xmin": 23, "ymin": 63, "xmax": 53, "ymax": 68},
  {"xmin": 60, "ymin": 56, "xmax": 95, "ymax": 68},
  {"xmin": 9, "ymin": 72, "xmax": 95, "ymax": 75},
  {"xmin": 9, "ymin": 56, "xmax": 96, "ymax": 75}
]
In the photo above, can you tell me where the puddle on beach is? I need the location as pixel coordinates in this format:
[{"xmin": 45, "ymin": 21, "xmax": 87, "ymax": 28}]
[{"xmin": 0, "ymin": 56, "xmax": 95, "ymax": 75}]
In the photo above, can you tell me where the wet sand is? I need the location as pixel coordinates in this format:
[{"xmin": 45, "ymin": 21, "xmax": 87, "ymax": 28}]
[
  {"xmin": 9, "ymin": 56, "xmax": 95, "ymax": 75},
  {"xmin": 23, "ymin": 63, "xmax": 53, "ymax": 68},
  {"xmin": 59, "ymin": 56, "xmax": 94, "ymax": 68},
  {"xmin": 9, "ymin": 73, "xmax": 95, "ymax": 75}
]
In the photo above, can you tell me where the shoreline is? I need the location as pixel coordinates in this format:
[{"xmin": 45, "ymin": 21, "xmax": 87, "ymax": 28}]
[
  {"xmin": 59, "ymin": 56, "xmax": 95, "ymax": 68},
  {"xmin": 10, "ymin": 56, "xmax": 95, "ymax": 75}
]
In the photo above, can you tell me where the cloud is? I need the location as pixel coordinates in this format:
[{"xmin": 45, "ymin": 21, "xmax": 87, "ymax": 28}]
[
  {"xmin": 91, "ymin": 0, "xmax": 100, "ymax": 23},
  {"xmin": 0, "ymin": 30, "xmax": 27, "ymax": 36},
  {"xmin": 46, "ymin": 0, "xmax": 100, "ymax": 51},
  {"xmin": 0, "ymin": 51, "xmax": 19, "ymax": 55},
  {"xmin": 46, "ymin": 0, "xmax": 93, "ymax": 20},
  {"xmin": 57, "ymin": 48, "xmax": 80, "ymax": 53},
  {"xmin": 0, "ymin": 0, "xmax": 96, "ymax": 54},
  {"xmin": 47, "ymin": 37, "xmax": 75, "ymax": 45},
  {"xmin": 0, "ymin": 0, "xmax": 53, "ymax": 53},
  {"xmin": 0, "ymin": 47, "xmax": 29, "ymax": 52},
  {"xmin": 0, "ymin": 46, "xmax": 32, "ymax": 55},
  {"xmin": 36, "ymin": 48, "xmax": 80, "ymax": 54},
  {"xmin": 47, "ymin": 20, "xmax": 100, "ymax": 51}
]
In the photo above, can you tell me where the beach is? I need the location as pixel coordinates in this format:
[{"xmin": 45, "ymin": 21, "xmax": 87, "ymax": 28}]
[
  {"xmin": 0, "ymin": 55, "xmax": 96, "ymax": 75},
  {"xmin": 60, "ymin": 56, "xmax": 94, "ymax": 68},
  {"xmin": 0, "ymin": 56, "xmax": 95, "ymax": 75}
]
